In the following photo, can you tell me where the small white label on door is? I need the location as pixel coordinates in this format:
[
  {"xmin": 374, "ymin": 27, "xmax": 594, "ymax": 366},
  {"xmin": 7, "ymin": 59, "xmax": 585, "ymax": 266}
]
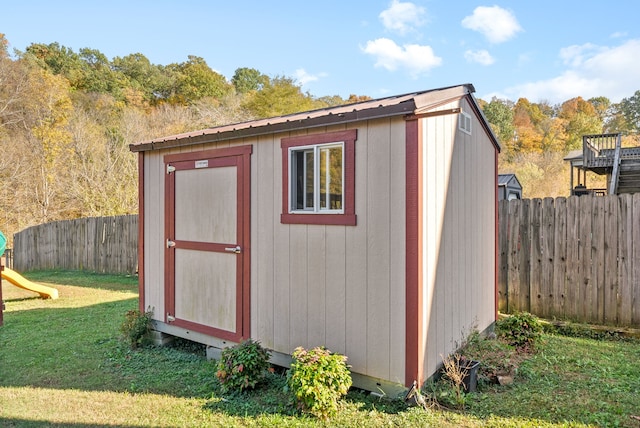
[{"xmin": 195, "ymin": 160, "xmax": 209, "ymax": 168}]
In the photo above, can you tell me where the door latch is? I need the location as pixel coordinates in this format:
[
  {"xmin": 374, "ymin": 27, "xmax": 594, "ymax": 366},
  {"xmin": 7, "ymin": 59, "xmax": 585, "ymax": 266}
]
[
  {"xmin": 166, "ymin": 239, "xmax": 176, "ymax": 248},
  {"xmin": 167, "ymin": 314, "xmax": 175, "ymax": 322},
  {"xmin": 224, "ymin": 245, "xmax": 242, "ymax": 254}
]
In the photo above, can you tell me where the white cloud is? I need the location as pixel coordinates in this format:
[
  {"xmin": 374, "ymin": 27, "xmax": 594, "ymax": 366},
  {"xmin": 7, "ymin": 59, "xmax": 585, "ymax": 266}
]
[
  {"xmin": 559, "ymin": 43, "xmax": 601, "ymax": 67},
  {"xmin": 464, "ymin": 49, "xmax": 495, "ymax": 66},
  {"xmin": 501, "ymin": 39, "xmax": 640, "ymax": 103},
  {"xmin": 379, "ymin": 0, "xmax": 426, "ymax": 35},
  {"xmin": 362, "ymin": 38, "xmax": 442, "ymax": 77},
  {"xmin": 461, "ymin": 6, "xmax": 522, "ymax": 44},
  {"xmin": 294, "ymin": 68, "xmax": 327, "ymax": 86}
]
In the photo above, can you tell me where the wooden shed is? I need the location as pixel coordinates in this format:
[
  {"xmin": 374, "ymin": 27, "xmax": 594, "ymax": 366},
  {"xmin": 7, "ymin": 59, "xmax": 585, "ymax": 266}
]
[{"xmin": 129, "ymin": 83, "xmax": 500, "ymax": 393}]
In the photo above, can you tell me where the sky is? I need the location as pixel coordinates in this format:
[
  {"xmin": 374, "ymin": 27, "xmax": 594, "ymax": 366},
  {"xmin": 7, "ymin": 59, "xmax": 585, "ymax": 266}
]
[{"xmin": 2, "ymin": 1, "xmax": 640, "ymax": 105}]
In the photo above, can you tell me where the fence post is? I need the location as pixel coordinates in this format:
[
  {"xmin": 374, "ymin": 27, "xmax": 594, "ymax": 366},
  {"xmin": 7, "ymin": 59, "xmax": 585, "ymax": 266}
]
[
  {"xmin": 603, "ymin": 195, "xmax": 618, "ymax": 324},
  {"xmin": 529, "ymin": 199, "xmax": 543, "ymax": 316},
  {"xmin": 498, "ymin": 200, "xmax": 509, "ymax": 312},
  {"xmin": 552, "ymin": 197, "xmax": 567, "ymax": 318},
  {"xmin": 506, "ymin": 199, "xmax": 521, "ymax": 313},
  {"xmin": 632, "ymin": 194, "xmax": 640, "ymax": 326}
]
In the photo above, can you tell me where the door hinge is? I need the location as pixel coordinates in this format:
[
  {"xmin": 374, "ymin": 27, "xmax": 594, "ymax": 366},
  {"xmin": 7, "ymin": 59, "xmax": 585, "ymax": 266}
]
[
  {"xmin": 167, "ymin": 313, "xmax": 175, "ymax": 322},
  {"xmin": 166, "ymin": 239, "xmax": 176, "ymax": 248},
  {"xmin": 166, "ymin": 164, "xmax": 176, "ymax": 174}
]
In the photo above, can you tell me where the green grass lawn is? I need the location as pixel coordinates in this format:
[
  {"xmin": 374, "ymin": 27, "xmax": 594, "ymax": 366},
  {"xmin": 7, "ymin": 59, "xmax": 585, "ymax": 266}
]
[{"xmin": 1, "ymin": 270, "xmax": 639, "ymax": 427}]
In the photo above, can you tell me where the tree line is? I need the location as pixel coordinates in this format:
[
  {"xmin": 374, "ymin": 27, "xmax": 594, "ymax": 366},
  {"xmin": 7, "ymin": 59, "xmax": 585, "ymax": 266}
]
[
  {"xmin": 1, "ymin": 33, "xmax": 639, "ymax": 244},
  {"xmin": 481, "ymin": 92, "xmax": 640, "ymax": 197}
]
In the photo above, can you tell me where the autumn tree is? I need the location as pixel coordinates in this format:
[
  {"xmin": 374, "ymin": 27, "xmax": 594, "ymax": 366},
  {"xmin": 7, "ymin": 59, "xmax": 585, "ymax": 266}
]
[
  {"xmin": 512, "ymin": 98, "xmax": 544, "ymax": 153},
  {"xmin": 614, "ymin": 90, "xmax": 640, "ymax": 133},
  {"xmin": 0, "ymin": 33, "xmax": 7, "ymax": 58},
  {"xmin": 112, "ymin": 52, "xmax": 167, "ymax": 105},
  {"xmin": 510, "ymin": 98, "xmax": 569, "ymax": 154},
  {"xmin": 346, "ymin": 94, "xmax": 373, "ymax": 103},
  {"xmin": 482, "ymin": 97, "xmax": 515, "ymax": 153},
  {"xmin": 241, "ymin": 76, "xmax": 316, "ymax": 118},
  {"xmin": 0, "ymin": 39, "xmax": 32, "ymax": 130},
  {"xmin": 0, "ymin": 59, "xmax": 76, "ymax": 228},
  {"xmin": 231, "ymin": 67, "xmax": 268, "ymax": 94},
  {"xmin": 190, "ymin": 94, "xmax": 254, "ymax": 128},
  {"xmin": 66, "ymin": 101, "xmax": 138, "ymax": 216},
  {"xmin": 557, "ymin": 96, "xmax": 602, "ymax": 150},
  {"xmin": 26, "ymin": 70, "xmax": 76, "ymax": 221},
  {"xmin": 79, "ymin": 48, "xmax": 130, "ymax": 98},
  {"xmin": 165, "ymin": 56, "xmax": 233, "ymax": 104},
  {"xmin": 24, "ymin": 42, "xmax": 86, "ymax": 89},
  {"xmin": 315, "ymin": 94, "xmax": 348, "ymax": 107},
  {"xmin": 588, "ymin": 96, "xmax": 613, "ymax": 131},
  {"xmin": 0, "ymin": 39, "xmax": 30, "ymax": 235}
]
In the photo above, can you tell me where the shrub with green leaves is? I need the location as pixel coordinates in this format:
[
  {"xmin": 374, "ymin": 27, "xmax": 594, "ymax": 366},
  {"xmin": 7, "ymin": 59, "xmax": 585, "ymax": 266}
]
[
  {"xmin": 120, "ymin": 308, "xmax": 153, "ymax": 349},
  {"xmin": 496, "ymin": 312, "xmax": 543, "ymax": 349},
  {"xmin": 215, "ymin": 339, "xmax": 271, "ymax": 394},
  {"xmin": 286, "ymin": 346, "xmax": 352, "ymax": 419}
]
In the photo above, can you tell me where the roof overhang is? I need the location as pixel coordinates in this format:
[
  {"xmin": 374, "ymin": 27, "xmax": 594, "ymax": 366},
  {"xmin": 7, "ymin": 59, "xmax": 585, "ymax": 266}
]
[{"xmin": 129, "ymin": 83, "xmax": 500, "ymax": 153}]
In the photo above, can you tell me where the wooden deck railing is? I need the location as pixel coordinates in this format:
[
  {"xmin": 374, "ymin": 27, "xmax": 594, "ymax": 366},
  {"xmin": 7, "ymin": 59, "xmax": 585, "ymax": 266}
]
[{"xmin": 582, "ymin": 133, "xmax": 621, "ymax": 168}]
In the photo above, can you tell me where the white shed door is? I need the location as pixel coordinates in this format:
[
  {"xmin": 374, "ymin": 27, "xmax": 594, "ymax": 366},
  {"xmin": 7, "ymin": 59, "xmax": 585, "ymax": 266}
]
[{"xmin": 164, "ymin": 146, "xmax": 251, "ymax": 342}]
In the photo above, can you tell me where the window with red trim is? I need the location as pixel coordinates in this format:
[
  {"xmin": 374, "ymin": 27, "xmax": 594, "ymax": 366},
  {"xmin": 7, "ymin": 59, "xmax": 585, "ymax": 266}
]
[{"xmin": 281, "ymin": 130, "xmax": 357, "ymax": 225}]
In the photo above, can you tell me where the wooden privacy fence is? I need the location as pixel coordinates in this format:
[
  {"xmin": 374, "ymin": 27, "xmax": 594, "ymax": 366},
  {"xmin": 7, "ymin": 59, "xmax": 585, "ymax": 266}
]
[
  {"xmin": 498, "ymin": 194, "xmax": 640, "ymax": 327},
  {"xmin": 13, "ymin": 215, "xmax": 138, "ymax": 275}
]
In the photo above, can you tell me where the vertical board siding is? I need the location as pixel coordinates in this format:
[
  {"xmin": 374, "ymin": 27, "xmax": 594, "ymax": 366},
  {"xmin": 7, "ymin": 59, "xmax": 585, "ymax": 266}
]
[
  {"xmin": 145, "ymin": 150, "xmax": 167, "ymax": 318},
  {"xmin": 421, "ymin": 110, "xmax": 439, "ymax": 378},
  {"xmin": 420, "ymin": 99, "xmax": 497, "ymax": 379},
  {"xmin": 272, "ymin": 135, "xmax": 291, "ymax": 354},
  {"xmin": 13, "ymin": 215, "xmax": 138, "ymax": 274},
  {"xmin": 253, "ymin": 134, "xmax": 275, "ymax": 348},
  {"xmin": 325, "ymin": 226, "xmax": 347, "ymax": 355},
  {"xmin": 138, "ymin": 119, "xmax": 407, "ymax": 383},
  {"xmin": 345, "ymin": 123, "xmax": 369, "ymax": 375},
  {"xmin": 366, "ymin": 118, "xmax": 392, "ymax": 380},
  {"xmin": 306, "ymin": 225, "xmax": 326, "ymax": 347},
  {"xmin": 388, "ymin": 118, "xmax": 407, "ymax": 384},
  {"xmin": 271, "ymin": 120, "xmax": 406, "ymax": 382},
  {"xmin": 498, "ymin": 194, "xmax": 640, "ymax": 327}
]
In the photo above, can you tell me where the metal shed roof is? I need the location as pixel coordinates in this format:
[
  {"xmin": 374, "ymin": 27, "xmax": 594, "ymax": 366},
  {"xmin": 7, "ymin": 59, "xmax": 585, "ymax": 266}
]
[
  {"xmin": 497, "ymin": 173, "xmax": 522, "ymax": 188},
  {"xmin": 129, "ymin": 83, "xmax": 500, "ymax": 152}
]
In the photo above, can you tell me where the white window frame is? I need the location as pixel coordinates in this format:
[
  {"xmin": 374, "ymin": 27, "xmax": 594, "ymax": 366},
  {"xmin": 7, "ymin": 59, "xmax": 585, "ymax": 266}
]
[{"xmin": 289, "ymin": 141, "xmax": 345, "ymax": 214}]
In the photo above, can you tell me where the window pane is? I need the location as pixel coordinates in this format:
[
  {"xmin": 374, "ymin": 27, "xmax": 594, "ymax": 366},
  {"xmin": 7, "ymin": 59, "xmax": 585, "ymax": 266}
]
[
  {"xmin": 320, "ymin": 146, "xmax": 342, "ymax": 210},
  {"xmin": 293, "ymin": 151, "xmax": 305, "ymax": 209},
  {"xmin": 305, "ymin": 151, "xmax": 314, "ymax": 209}
]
